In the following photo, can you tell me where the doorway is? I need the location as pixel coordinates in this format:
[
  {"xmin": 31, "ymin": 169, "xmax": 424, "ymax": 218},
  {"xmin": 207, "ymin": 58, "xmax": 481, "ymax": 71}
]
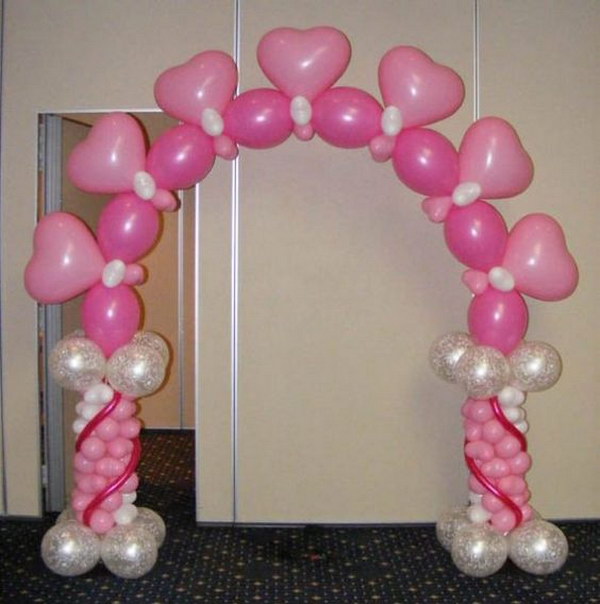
[{"xmin": 38, "ymin": 112, "xmax": 197, "ymax": 513}]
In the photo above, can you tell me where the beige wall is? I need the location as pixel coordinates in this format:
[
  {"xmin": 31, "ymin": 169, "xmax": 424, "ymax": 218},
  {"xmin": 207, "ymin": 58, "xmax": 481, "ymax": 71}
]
[{"xmin": 1, "ymin": 1, "xmax": 598, "ymax": 522}]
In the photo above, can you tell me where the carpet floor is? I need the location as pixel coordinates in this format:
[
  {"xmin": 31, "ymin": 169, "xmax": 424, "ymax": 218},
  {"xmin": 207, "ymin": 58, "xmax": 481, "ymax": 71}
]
[{"xmin": 1, "ymin": 430, "xmax": 598, "ymax": 603}]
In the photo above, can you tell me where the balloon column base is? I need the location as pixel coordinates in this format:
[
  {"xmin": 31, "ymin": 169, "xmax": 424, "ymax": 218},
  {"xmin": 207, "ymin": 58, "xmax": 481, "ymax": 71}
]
[
  {"xmin": 436, "ymin": 507, "xmax": 569, "ymax": 577},
  {"xmin": 42, "ymin": 506, "xmax": 166, "ymax": 579}
]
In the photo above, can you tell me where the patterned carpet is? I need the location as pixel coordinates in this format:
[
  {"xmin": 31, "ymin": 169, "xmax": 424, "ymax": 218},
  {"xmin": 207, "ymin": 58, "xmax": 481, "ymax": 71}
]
[{"xmin": 1, "ymin": 431, "xmax": 598, "ymax": 603}]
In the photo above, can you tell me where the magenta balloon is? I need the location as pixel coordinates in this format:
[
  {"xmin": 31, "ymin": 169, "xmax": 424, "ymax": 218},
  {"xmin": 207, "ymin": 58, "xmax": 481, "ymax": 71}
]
[
  {"xmin": 468, "ymin": 289, "xmax": 529, "ymax": 355},
  {"xmin": 223, "ymin": 89, "xmax": 293, "ymax": 149},
  {"xmin": 97, "ymin": 193, "xmax": 160, "ymax": 263},
  {"xmin": 82, "ymin": 284, "xmax": 141, "ymax": 357},
  {"xmin": 392, "ymin": 128, "xmax": 459, "ymax": 196},
  {"xmin": 312, "ymin": 87, "xmax": 382, "ymax": 149},
  {"xmin": 444, "ymin": 201, "xmax": 509, "ymax": 271},
  {"xmin": 146, "ymin": 124, "xmax": 215, "ymax": 190}
]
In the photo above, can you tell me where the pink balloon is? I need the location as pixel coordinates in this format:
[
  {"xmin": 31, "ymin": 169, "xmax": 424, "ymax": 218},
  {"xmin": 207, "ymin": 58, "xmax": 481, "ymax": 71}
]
[
  {"xmin": 482, "ymin": 493, "xmax": 505, "ymax": 514},
  {"xmin": 463, "ymin": 419, "xmax": 482, "ymax": 441},
  {"xmin": 94, "ymin": 417, "xmax": 121, "ymax": 441},
  {"xmin": 378, "ymin": 46, "xmax": 465, "ymax": 128},
  {"xmin": 154, "ymin": 50, "xmax": 238, "ymax": 124},
  {"xmin": 491, "ymin": 508, "xmax": 517, "ymax": 533},
  {"xmin": 120, "ymin": 473, "xmax": 139, "ymax": 494},
  {"xmin": 99, "ymin": 492, "xmax": 123, "ymax": 513},
  {"xmin": 509, "ymin": 452, "xmax": 532, "ymax": 474},
  {"xmin": 498, "ymin": 475, "xmax": 527, "ymax": 496},
  {"xmin": 97, "ymin": 193, "xmax": 160, "ymax": 263},
  {"xmin": 67, "ymin": 113, "xmax": 146, "ymax": 193},
  {"xmin": 89, "ymin": 508, "xmax": 114, "ymax": 534},
  {"xmin": 95, "ymin": 456, "xmax": 125, "ymax": 478},
  {"xmin": 444, "ymin": 201, "xmax": 508, "ymax": 271},
  {"xmin": 74, "ymin": 452, "xmax": 96, "ymax": 474},
  {"xmin": 481, "ymin": 458, "xmax": 511, "ymax": 478},
  {"xmin": 503, "ymin": 213, "xmax": 578, "ymax": 301},
  {"xmin": 467, "ymin": 399, "xmax": 495, "ymax": 423},
  {"xmin": 495, "ymin": 435, "xmax": 522, "ymax": 459},
  {"xmin": 82, "ymin": 284, "xmax": 141, "ymax": 357},
  {"xmin": 257, "ymin": 27, "xmax": 351, "ymax": 100},
  {"xmin": 392, "ymin": 128, "xmax": 459, "ymax": 196},
  {"xmin": 468, "ymin": 289, "xmax": 529, "ymax": 355},
  {"xmin": 459, "ymin": 117, "xmax": 534, "ymax": 199},
  {"xmin": 71, "ymin": 490, "xmax": 93, "ymax": 512},
  {"xmin": 78, "ymin": 436, "xmax": 106, "ymax": 461},
  {"xmin": 146, "ymin": 124, "xmax": 216, "ymax": 190},
  {"xmin": 111, "ymin": 398, "xmax": 137, "ymax": 421},
  {"xmin": 312, "ymin": 87, "xmax": 382, "ymax": 148},
  {"xmin": 465, "ymin": 440, "xmax": 495, "ymax": 462},
  {"xmin": 119, "ymin": 418, "xmax": 141, "ymax": 439},
  {"xmin": 482, "ymin": 420, "xmax": 506, "ymax": 444},
  {"xmin": 24, "ymin": 212, "xmax": 105, "ymax": 304},
  {"xmin": 107, "ymin": 437, "xmax": 134, "ymax": 458},
  {"xmin": 223, "ymin": 89, "xmax": 293, "ymax": 149}
]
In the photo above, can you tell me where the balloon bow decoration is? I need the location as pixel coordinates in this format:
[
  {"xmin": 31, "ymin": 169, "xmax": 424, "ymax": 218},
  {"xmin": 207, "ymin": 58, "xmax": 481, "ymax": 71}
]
[{"xmin": 26, "ymin": 27, "xmax": 578, "ymax": 579}]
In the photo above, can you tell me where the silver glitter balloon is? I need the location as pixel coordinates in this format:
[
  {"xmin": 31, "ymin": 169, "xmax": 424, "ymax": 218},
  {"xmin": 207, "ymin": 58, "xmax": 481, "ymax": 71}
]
[
  {"xmin": 106, "ymin": 344, "xmax": 166, "ymax": 398},
  {"xmin": 132, "ymin": 331, "xmax": 170, "ymax": 364},
  {"xmin": 451, "ymin": 523, "xmax": 509, "ymax": 577},
  {"xmin": 509, "ymin": 519, "xmax": 568, "ymax": 575},
  {"xmin": 41, "ymin": 521, "xmax": 101, "ymax": 576},
  {"xmin": 132, "ymin": 507, "xmax": 166, "ymax": 547},
  {"xmin": 509, "ymin": 341, "xmax": 562, "ymax": 392},
  {"xmin": 49, "ymin": 336, "xmax": 106, "ymax": 391},
  {"xmin": 436, "ymin": 506, "xmax": 471, "ymax": 551},
  {"xmin": 429, "ymin": 332, "xmax": 474, "ymax": 383},
  {"xmin": 101, "ymin": 524, "xmax": 158, "ymax": 579},
  {"xmin": 455, "ymin": 346, "xmax": 510, "ymax": 398},
  {"xmin": 55, "ymin": 507, "xmax": 77, "ymax": 524}
]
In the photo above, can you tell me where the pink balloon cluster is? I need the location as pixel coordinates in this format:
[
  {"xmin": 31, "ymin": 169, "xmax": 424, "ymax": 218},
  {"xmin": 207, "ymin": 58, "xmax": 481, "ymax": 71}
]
[
  {"xmin": 72, "ymin": 393, "xmax": 141, "ymax": 534},
  {"xmin": 463, "ymin": 397, "xmax": 533, "ymax": 533}
]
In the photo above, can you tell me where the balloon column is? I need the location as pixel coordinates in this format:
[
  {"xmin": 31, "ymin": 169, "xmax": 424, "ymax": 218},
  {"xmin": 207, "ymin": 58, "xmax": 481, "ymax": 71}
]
[{"xmin": 24, "ymin": 26, "xmax": 578, "ymax": 578}]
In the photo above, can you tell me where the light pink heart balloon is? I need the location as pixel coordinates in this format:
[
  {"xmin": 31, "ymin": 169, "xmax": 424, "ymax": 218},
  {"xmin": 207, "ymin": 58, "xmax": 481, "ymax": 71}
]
[
  {"xmin": 257, "ymin": 26, "xmax": 351, "ymax": 101},
  {"xmin": 459, "ymin": 117, "xmax": 534, "ymax": 199},
  {"xmin": 503, "ymin": 213, "xmax": 578, "ymax": 301},
  {"xmin": 154, "ymin": 50, "xmax": 238, "ymax": 125},
  {"xmin": 378, "ymin": 46, "xmax": 465, "ymax": 129},
  {"xmin": 24, "ymin": 212, "xmax": 105, "ymax": 304},
  {"xmin": 67, "ymin": 113, "xmax": 146, "ymax": 194}
]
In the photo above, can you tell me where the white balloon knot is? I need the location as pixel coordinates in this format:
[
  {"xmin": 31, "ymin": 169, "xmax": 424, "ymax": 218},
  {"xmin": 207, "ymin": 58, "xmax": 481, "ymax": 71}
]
[
  {"xmin": 133, "ymin": 171, "xmax": 157, "ymax": 200},
  {"xmin": 201, "ymin": 107, "xmax": 224, "ymax": 137},
  {"xmin": 102, "ymin": 259, "xmax": 127, "ymax": 288},
  {"xmin": 381, "ymin": 105, "xmax": 403, "ymax": 136},
  {"xmin": 290, "ymin": 96, "xmax": 312, "ymax": 126},
  {"xmin": 452, "ymin": 182, "xmax": 481, "ymax": 206},
  {"xmin": 84, "ymin": 383, "xmax": 114, "ymax": 405},
  {"xmin": 488, "ymin": 266, "xmax": 515, "ymax": 292},
  {"xmin": 498, "ymin": 386, "xmax": 526, "ymax": 407}
]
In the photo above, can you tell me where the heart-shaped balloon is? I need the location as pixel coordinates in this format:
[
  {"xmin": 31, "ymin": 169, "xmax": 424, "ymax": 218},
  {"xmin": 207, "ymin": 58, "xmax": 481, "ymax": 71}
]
[
  {"xmin": 459, "ymin": 117, "xmax": 534, "ymax": 199},
  {"xmin": 378, "ymin": 46, "xmax": 465, "ymax": 129},
  {"xmin": 154, "ymin": 50, "xmax": 238, "ymax": 125},
  {"xmin": 67, "ymin": 113, "xmax": 146, "ymax": 194},
  {"xmin": 24, "ymin": 212, "xmax": 105, "ymax": 304},
  {"xmin": 257, "ymin": 26, "xmax": 351, "ymax": 101},
  {"xmin": 503, "ymin": 213, "xmax": 578, "ymax": 301}
]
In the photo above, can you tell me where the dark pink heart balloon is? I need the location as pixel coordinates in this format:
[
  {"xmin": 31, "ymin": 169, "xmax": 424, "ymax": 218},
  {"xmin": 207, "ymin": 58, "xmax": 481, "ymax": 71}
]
[
  {"xmin": 459, "ymin": 117, "xmax": 534, "ymax": 199},
  {"xmin": 257, "ymin": 26, "xmax": 351, "ymax": 101},
  {"xmin": 154, "ymin": 50, "xmax": 238, "ymax": 125},
  {"xmin": 24, "ymin": 212, "xmax": 105, "ymax": 304},
  {"xmin": 67, "ymin": 113, "xmax": 146, "ymax": 194},
  {"xmin": 378, "ymin": 46, "xmax": 465, "ymax": 129},
  {"xmin": 503, "ymin": 213, "xmax": 578, "ymax": 301}
]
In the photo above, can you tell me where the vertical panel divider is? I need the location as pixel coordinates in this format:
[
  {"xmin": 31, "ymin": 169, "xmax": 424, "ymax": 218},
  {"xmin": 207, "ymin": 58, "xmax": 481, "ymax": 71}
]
[
  {"xmin": 231, "ymin": 0, "xmax": 242, "ymax": 524},
  {"xmin": 473, "ymin": 0, "xmax": 481, "ymax": 121}
]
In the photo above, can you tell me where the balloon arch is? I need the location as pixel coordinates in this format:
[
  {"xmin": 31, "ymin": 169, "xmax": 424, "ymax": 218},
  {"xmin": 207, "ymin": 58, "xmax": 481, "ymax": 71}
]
[{"xmin": 26, "ymin": 27, "xmax": 578, "ymax": 579}]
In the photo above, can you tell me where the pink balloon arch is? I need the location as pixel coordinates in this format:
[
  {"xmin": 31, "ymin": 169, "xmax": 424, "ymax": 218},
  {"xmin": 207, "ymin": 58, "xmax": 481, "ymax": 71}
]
[{"xmin": 26, "ymin": 26, "xmax": 578, "ymax": 579}]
